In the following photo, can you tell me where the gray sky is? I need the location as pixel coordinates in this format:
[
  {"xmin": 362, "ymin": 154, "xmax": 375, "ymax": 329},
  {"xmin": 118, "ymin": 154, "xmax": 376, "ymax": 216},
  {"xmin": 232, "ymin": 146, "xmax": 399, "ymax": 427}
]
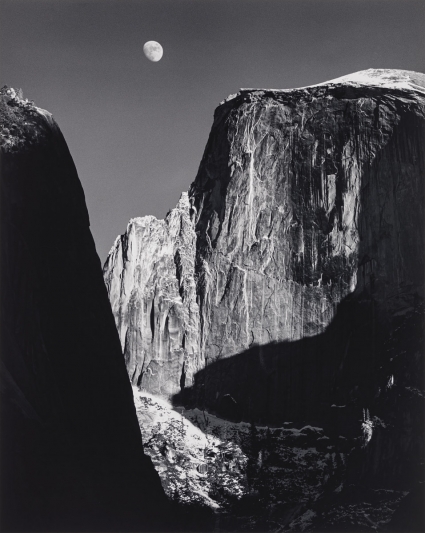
[{"xmin": 1, "ymin": 0, "xmax": 424, "ymax": 261}]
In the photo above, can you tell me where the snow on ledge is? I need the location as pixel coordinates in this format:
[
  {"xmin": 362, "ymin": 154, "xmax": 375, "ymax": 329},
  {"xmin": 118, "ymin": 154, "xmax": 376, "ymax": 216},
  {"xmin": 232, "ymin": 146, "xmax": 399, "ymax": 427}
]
[{"xmin": 221, "ymin": 69, "xmax": 425, "ymax": 104}]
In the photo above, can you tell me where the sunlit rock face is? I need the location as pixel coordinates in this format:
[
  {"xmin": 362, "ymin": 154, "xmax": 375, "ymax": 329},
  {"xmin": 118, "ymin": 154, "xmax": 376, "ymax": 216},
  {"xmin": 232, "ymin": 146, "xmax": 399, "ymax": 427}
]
[
  {"xmin": 104, "ymin": 192, "xmax": 200, "ymax": 397},
  {"xmin": 191, "ymin": 69, "xmax": 424, "ymax": 356},
  {"xmin": 105, "ymin": 70, "xmax": 425, "ymax": 411},
  {"xmin": 103, "ymin": 71, "xmax": 424, "ymax": 529},
  {"xmin": 0, "ymin": 87, "xmax": 168, "ymax": 532}
]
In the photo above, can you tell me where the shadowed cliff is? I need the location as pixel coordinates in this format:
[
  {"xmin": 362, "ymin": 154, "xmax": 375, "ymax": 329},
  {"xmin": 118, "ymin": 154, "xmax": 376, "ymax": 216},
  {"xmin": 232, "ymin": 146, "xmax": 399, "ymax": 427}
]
[
  {"xmin": 173, "ymin": 296, "xmax": 424, "ymax": 476},
  {"xmin": 172, "ymin": 294, "xmax": 424, "ymax": 530},
  {"xmin": 0, "ymin": 87, "xmax": 170, "ymax": 532}
]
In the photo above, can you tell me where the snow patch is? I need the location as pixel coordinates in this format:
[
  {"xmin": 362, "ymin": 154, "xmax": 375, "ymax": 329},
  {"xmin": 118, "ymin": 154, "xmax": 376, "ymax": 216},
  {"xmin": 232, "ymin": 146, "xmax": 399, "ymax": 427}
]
[{"xmin": 132, "ymin": 389, "xmax": 248, "ymax": 508}]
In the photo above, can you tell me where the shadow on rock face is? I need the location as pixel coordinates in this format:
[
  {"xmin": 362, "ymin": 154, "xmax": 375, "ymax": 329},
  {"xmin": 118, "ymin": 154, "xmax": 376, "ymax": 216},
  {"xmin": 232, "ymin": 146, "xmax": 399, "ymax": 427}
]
[
  {"xmin": 174, "ymin": 294, "xmax": 421, "ymax": 424},
  {"xmin": 172, "ymin": 294, "xmax": 424, "ymax": 521},
  {"xmin": 385, "ymin": 482, "xmax": 425, "ymax": 532},
  {"xmin": 171, "ymin": 98, "xmax": 425, "ymax": 528}
]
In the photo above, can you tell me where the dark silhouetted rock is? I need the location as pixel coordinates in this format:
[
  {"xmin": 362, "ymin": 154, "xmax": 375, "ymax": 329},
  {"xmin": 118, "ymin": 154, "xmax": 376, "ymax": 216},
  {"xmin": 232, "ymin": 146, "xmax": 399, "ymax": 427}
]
[{"xmin": 0, "ymin": 87, "xmax": 169, "ymax": 532}]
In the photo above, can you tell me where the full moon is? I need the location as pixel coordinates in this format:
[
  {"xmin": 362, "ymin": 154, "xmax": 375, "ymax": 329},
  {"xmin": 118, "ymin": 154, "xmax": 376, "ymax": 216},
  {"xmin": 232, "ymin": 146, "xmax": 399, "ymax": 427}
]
[{"xmin": 143, "ymin": 41, "xmax": 163, "ymax": 62}]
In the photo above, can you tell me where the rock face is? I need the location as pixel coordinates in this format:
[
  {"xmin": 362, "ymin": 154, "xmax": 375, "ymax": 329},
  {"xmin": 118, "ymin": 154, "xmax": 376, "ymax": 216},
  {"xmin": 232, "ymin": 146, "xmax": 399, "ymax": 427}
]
[
  {"xmin": 104, "ymin": 69, "xmax": 425, "ymax": 411},
  {"xmin": 105, "ymin": 193, "xmax": 200, "ymax": 397},
  {"xmin": 103, "ymin": 69, "xmax": 425, "ymax": 530},
  {"xmin": 0, "ymin": 87, "xmax": 168, "ymax": 532}
]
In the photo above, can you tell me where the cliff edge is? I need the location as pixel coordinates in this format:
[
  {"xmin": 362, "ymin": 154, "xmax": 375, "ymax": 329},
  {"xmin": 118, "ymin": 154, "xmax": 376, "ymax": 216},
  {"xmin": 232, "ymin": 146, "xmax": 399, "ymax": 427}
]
[{"xmin": 0, "ymin": 87, "xmax": 168, "ymax": 532}]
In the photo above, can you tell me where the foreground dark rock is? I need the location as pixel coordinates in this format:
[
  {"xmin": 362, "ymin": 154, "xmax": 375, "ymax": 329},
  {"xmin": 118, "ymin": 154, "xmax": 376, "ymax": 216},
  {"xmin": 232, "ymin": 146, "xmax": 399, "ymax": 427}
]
[
  {"xmin": 0, "ymin": 87, "xmax": 169, "ymax": 532},
  {"xmin": 104, "ymin": 70, "xmax": 425, "ymax": 530}
]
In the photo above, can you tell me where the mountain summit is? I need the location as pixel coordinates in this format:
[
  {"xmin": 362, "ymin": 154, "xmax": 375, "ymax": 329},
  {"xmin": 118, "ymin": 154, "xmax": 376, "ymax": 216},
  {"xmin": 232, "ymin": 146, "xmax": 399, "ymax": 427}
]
[{"xmin": 315, "ymin": 68, "xmax": 425, "ymax": 92}]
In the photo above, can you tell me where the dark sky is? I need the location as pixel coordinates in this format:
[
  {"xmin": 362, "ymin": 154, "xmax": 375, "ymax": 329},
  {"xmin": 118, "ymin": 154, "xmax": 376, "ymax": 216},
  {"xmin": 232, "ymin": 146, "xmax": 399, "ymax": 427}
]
[{"xmin": 1, "ymin": 0, "xmax": 424, "ymax": 261}]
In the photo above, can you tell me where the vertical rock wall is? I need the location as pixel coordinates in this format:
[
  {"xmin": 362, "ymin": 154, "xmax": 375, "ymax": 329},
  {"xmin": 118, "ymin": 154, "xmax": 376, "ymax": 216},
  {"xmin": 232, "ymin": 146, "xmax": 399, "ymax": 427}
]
[
  {"xmin": 104, "ymin": 193, "xmax": 200, "ymax": 396},
  {"xmin": 104, "ymin": 71, "xmax": 425, "ymax": 415},
  {"xmin": 191, "ymin": 77, "xmax": 424, "ymax": 360},
  {"xmin": 0, "ymin": 87, "xmax": 168, "ymax": 532}
]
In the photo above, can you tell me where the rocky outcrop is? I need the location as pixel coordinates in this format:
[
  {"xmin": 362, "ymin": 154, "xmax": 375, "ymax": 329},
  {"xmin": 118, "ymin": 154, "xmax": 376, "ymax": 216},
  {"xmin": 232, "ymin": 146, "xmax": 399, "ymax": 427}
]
[
  {"xmin": 191, "ymin": 70, "xmax": 424, "ymax": 351},
  {"xmin": 0, "ymin": 87, "xmax": 169, "ymax": 532},
  {"xmin": 104, "ymin": 192, "xmax": 200, "ymax": 397},
  {"xmin": 103, "ymin": 69, "xmax": 425, "ymax": 530},
  {"xmin": 104, "ymin": 69, "xmax": 425, "ymax": 411}
]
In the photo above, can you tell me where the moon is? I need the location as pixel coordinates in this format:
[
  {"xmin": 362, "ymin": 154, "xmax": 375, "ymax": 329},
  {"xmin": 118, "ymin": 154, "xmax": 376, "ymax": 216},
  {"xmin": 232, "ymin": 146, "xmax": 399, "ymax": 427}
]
[{"xmin": 143, "ymin": 41, "xmax": 163, "ymax": 62}]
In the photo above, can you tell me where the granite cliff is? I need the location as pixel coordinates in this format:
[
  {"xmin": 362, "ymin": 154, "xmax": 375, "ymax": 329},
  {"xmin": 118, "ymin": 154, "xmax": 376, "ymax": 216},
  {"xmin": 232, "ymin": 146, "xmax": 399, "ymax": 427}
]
[
  {"xmin": 104, "ymin": 68, "xmax": 425, "ymax": 412},
  {"xmin": 0, "ymin": 87, "xmax": 169, "ymax": 532},
  {"xmin": 104, "ymin": 70, "xmax": 425, "ymax": 529},
  {"xmin": 105, "ymin": 193, "xmax": 199, "ymax": 397}
]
